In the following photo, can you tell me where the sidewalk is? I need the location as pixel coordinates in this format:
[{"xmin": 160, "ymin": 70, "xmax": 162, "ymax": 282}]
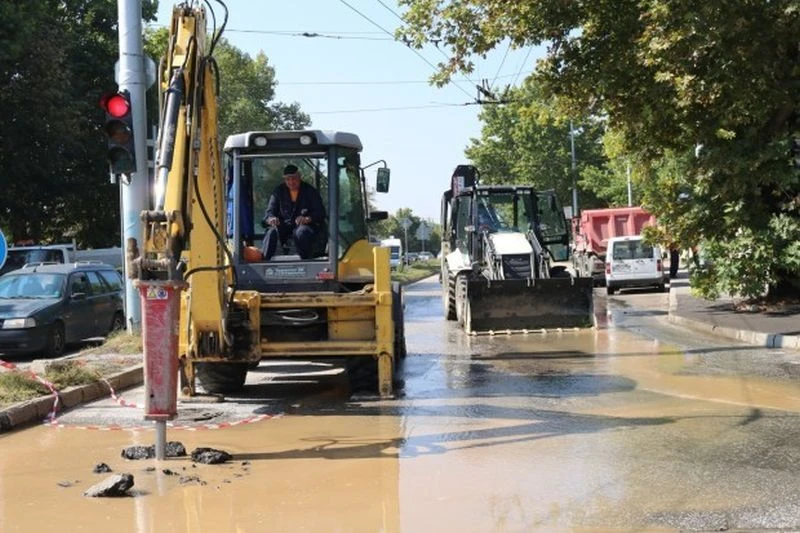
[{"xmin": 668, "ymin": 272, "xmax": 800, "ymax": 350}]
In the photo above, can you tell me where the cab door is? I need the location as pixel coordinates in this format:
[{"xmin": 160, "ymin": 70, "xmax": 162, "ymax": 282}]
[{"xmin": 534, "ymin": 190, "xmax": 570, "ymax": 261}]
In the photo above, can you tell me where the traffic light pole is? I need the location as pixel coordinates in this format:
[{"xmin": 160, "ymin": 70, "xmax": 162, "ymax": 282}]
[{"xmin": 116, "ymin": 0, "xmax": 148, "ymax": 334}]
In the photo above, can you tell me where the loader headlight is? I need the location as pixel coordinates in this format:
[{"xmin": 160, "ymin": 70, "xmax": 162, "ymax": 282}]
[
  {"xmin": 299, "ymin": 134, "xmax": 313, "ymax": 146},
  {"xmin": 252, "ymin": 135, "xmax": 268, "ymax": 147},
  {"xmin": 2, "ymin": 318, "xmax": 36, "ymax": 329}
]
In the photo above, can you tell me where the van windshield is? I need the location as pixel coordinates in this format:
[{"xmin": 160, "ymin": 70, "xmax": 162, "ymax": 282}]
[{"xmin": 612, "ymin": 240, "xmax": 654, "ymax": 260}]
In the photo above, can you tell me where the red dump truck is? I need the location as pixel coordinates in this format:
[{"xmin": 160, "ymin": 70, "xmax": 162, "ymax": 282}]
[{"xmin": 571, "ymin": 207, "xmax": 657, "ymax": 285}]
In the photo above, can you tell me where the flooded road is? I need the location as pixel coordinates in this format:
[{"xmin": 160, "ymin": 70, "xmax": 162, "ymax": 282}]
[{"xmin": 2, "ymin": 277, "xmax": 800, "ymax": 531}]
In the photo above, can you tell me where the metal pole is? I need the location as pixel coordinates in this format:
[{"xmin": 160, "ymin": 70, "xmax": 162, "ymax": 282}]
[
  {"xmin": 117, "ymin": 0, "xmax": 147, "ymax": 333},
  {"xmin": 569, "ymin": 121, "xmax": 578, "ymax": 216},
  {"xmin": 403, "ymin": 226, "xmax": 408, "ymax": 267},
  {"xmin": 155, "ymin": 421, "xmax": 167, "ymax": 460},
  {"xmin": 626, "ymin": 163, "xmax": 633, "ymax": 207}
]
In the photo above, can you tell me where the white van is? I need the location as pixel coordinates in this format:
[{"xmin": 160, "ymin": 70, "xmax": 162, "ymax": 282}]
[
  {"xmin": 380, "ymin": 237, "xmax": 402, "ymax": 269},
  {"xmin": 605, "ymin": 236, "xmax": 668, "ymax": 295}
]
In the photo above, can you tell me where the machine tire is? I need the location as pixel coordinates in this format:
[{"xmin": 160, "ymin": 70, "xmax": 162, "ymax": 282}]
[
  {"xmin": 44, "ymin": 322, "xmax": 66, "ymax": 357},
  {"xmin": 463, "ymin": 298, "xmax": 473, "ymax": 335},
  {"xmin": 196, "ymin": 362, "xmax": 248, "ymax": 394},
  {"xmin": 455, "ymin": 274, "xmax": 468, "ymax": 327},
  {"xmin": 392, "ymin": 283, "xmax": 407, "ymax": 364},
  {"xmin": 443, "ymin": 273, "xmax": 457, "ymax": 320},
  {"xmin": 550, "ymin": 265, "xmax": 570, "ymax": 278},
  {"xmin": 347, "ymin": 284, "xmax": 406, "ymax": 394}
]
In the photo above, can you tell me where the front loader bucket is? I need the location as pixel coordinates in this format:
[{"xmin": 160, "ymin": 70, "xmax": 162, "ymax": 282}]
[{"xmin": 466, "ymin": 277, "xmax": 594, "ymax": 332}]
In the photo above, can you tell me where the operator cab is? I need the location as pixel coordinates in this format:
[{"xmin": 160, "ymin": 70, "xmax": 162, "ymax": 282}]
[{"xmin": 223, "ymin": 130, "xmax": 389, "ymax": 291}]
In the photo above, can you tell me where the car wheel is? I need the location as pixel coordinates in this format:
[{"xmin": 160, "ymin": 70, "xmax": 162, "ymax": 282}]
[
  {"xmin": 45, "ymin": 322, "xmax": 66, "ymax": 357},
  {"xmin": 109, "ymin": 312, "xmax": 125, "ymax": 334}
]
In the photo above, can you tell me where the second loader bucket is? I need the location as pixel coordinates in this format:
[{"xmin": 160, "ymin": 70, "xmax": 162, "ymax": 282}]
[{"xmin": 465, "ymin": 277, "xmax": 594, "ymax": 333}]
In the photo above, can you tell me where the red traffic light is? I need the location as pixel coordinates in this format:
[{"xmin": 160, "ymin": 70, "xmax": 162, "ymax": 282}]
[{"xmin": 100, "ymin": 93, "xmax": 131, "ymax": 118}]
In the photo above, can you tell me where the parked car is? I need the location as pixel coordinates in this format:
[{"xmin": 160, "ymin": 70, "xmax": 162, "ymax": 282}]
[
  {"xmin": 605, "ymin": 236, "xmax": 669, "ymax": 295},
  {"xmin": 416, "ymin": 251, "xmax": 434, "ymax": 262},
  {"xmin": 0, "ymin": 262, "xmax": 126, "ymax": 356}
]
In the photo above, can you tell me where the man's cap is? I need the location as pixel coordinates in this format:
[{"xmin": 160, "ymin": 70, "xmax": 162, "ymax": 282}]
[{"xmin": 283, "ymin": 164, "xmax": 299, "ymax": 176}]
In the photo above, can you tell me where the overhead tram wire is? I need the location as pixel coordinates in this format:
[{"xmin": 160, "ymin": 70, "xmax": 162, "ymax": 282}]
[
  {"xmin": 336, "ymin": 0, "xmax": 476, "ymax": 101},
  {"xmin": 372, "ymin": 0, "xmax": 482, "ymax": 99},
  {"xmin": 490, "ymin": 43, "xmax": 511, "ymax": 92},
  {"xmin": 281, "ymin": 72, "xmax": 532, "ymax": 86},
  {"xmin": 309, "ymin": 101, "xmax": 490, "ymax": 114},
  {"xmin": 511, "ymin": 46, "xmax": 535, "ymax": 87}
]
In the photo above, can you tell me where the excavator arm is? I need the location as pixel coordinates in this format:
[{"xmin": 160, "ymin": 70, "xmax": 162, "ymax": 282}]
[{"xmin": 136, "ymin": 3, "xmax": 230, "ymax": 363}]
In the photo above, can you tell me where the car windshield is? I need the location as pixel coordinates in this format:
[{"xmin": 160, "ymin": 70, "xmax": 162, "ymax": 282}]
[{"xmin": 0, "ymin": 273, "xmax": 65, "ymax": 299}]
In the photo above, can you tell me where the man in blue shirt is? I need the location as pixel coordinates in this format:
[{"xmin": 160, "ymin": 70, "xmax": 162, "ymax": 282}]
[{"xmin": 261, "ymin": 164, "xmax": 326, "ymax": 260}]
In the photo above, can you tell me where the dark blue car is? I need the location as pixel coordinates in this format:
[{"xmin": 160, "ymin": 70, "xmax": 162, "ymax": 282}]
[{"xmin": 0, "ymin": 262, "xmax": 125, "ymax": 356}]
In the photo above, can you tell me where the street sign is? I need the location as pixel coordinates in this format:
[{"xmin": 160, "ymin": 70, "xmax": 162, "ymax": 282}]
[
  {"xmin": 0, "ymin": 229, "xmax": 6, "ymax": 271},
  {"xmin": 400, "ymin": 217, "xmax": 412, "ymax": 230},
  {"xmin": 415, "ymin": 222, "xmax": 431, "ymax": 241},
  {"xmin": 115, "ymin": 56, "xmax": 157, "ymax": 89}
]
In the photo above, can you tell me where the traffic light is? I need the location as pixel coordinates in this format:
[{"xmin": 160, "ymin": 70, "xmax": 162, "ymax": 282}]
[{"xmin": 100, "ymin": 90, "xmax": 136, "ymax": 174}]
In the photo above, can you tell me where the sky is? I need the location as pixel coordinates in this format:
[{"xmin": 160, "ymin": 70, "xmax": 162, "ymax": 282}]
[{"xmin": 154, "ymin": 0, "xmax": 544, "ymax": 221}]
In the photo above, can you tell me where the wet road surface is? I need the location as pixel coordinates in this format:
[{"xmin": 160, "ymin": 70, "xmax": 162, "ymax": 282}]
[{"xmin": 2, "ymin": 277, "xmax": 800, "ymax": 531}]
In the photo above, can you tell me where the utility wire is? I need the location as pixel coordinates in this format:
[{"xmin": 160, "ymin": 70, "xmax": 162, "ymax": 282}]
[
  {"xmin": 511, "ymin": 46, "xmax": 535, "ymax": 87},
  {"xmin": 490, "ymin": 43, "xmax": 511, "ymax": 91},
  {"xmin": 281, "ymin": 71, "xmax": 532, "ymax": 86},
  {"xmin": 373, "ymin": 0, "xmax": 480, "ymax": 98},
  {"xmin": 337, "ymin": 0, "xmax": 475, "ymax": 100},
  {"xmin": 310, "ymin": 103, "xmax": 466, "ymax": 114},
  {"xmin": 310, "ymin": 100, "xmax": 512, "ymax": 114}
]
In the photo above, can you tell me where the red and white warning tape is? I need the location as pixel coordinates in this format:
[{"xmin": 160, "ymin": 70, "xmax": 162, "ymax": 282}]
[
  {"xmin": 0, "ymin": 359, "xmax": 60, "ymax": 424},
  {"xmin": 54, "ymin": 413, "xmax": 282, "ymax": 431},
  {"xmin": 2, "ymin": 359, "xmax": 282, "ymax": 430},
  {"xmin": 101, "ymin": 378, "xmax": 139, "ymax": 409}
]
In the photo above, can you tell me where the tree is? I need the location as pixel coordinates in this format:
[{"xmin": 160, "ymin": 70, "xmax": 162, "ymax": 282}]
[
  {"xmin": 0, "ymin": 0, "xmax": 158, "ymax": 247},
  {"xmin": 375, "ymin": 208, "xmax": 441, "ymax": 257},
  {"xmin": 465, "ymin": 77, "xmax": 609, "ymax": 210},
  {"xmin": 144, "ymin": 29, "xmax": 310, "ymax": 144},
  {"xmin": 399, "ymin": 0, "xmax": 800, "ymax": 299}
]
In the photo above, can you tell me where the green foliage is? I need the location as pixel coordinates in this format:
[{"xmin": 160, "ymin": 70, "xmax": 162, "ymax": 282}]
[
  {"xmin": 391, "ymin": 260, "xmax": 440, "ymax": 286},
  {"xmin": 464, "ymin": 78, "xmax": 610, "ymax": 209},
  {"xmin": 144, "ymin": 29, "xmax": 310, "ymax": 144},
  {"xmin": 399, "ymin": 0, "xmax": 800, "ymax": 298},
  {"xmin": 374, "ymin": 207, "xmax": 441, "ymax": 255},
  {"xmin": 0, "ymin": 0, "xmax": 157, "ymax": 247},
  {"xmin": 0, "ymin": 372, "xmax": 50, "ymax": 405},
  {"xmin": 0, "ymin": 3, "xmax": 306, "ymax": 249}
]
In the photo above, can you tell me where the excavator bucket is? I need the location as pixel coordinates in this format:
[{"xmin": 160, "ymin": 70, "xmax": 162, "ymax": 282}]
[{"xmin": 465, "ymin": 277, "xmax": 594, "ymax": 333}]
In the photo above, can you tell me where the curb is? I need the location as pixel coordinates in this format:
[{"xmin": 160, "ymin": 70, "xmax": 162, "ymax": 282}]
[
  {"xmin": 0, "ymin": 364, "xmax": 143, "ymax": 434},
  {"xmin": 667, "ymin": 283, "xmax": 800, "ymax": 351}
]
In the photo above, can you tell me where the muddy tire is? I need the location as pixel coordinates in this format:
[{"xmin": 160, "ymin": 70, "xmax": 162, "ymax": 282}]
[
  {"xmin": 44, "ymin": 321, "xmax": 65, "ymax": 357},
  {"xmin": 348, "ymin": 283, "xmax": 405, "ymax": 394},
  {"xmin": 443, "ymin": 273, "xmax": 457, "ymax": 320},
  {"xmin": 455, "ymin": 274, "xmax": 468, "ymax": 327},
  {"xmin": 392, "ymin": 282, "xmax": 407, "ymax": 364},
  {"xmin": 196, "ymin": 363, "xmax": 248, "ymax": 394}
]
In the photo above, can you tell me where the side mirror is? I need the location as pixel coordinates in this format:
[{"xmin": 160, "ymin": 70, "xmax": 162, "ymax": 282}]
[
  {"xmin": 376, "ymin": 168, "xmax": 391, "ymax": 193},
  {"xmin": 368, "ymin": 211, "xmax": 388, "ymax": 222}
]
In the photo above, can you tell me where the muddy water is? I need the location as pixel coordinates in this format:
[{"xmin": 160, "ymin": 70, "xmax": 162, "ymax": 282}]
[{"xmin": 2, "ymin": 279, "xmax": 800, "ymax": 531}]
